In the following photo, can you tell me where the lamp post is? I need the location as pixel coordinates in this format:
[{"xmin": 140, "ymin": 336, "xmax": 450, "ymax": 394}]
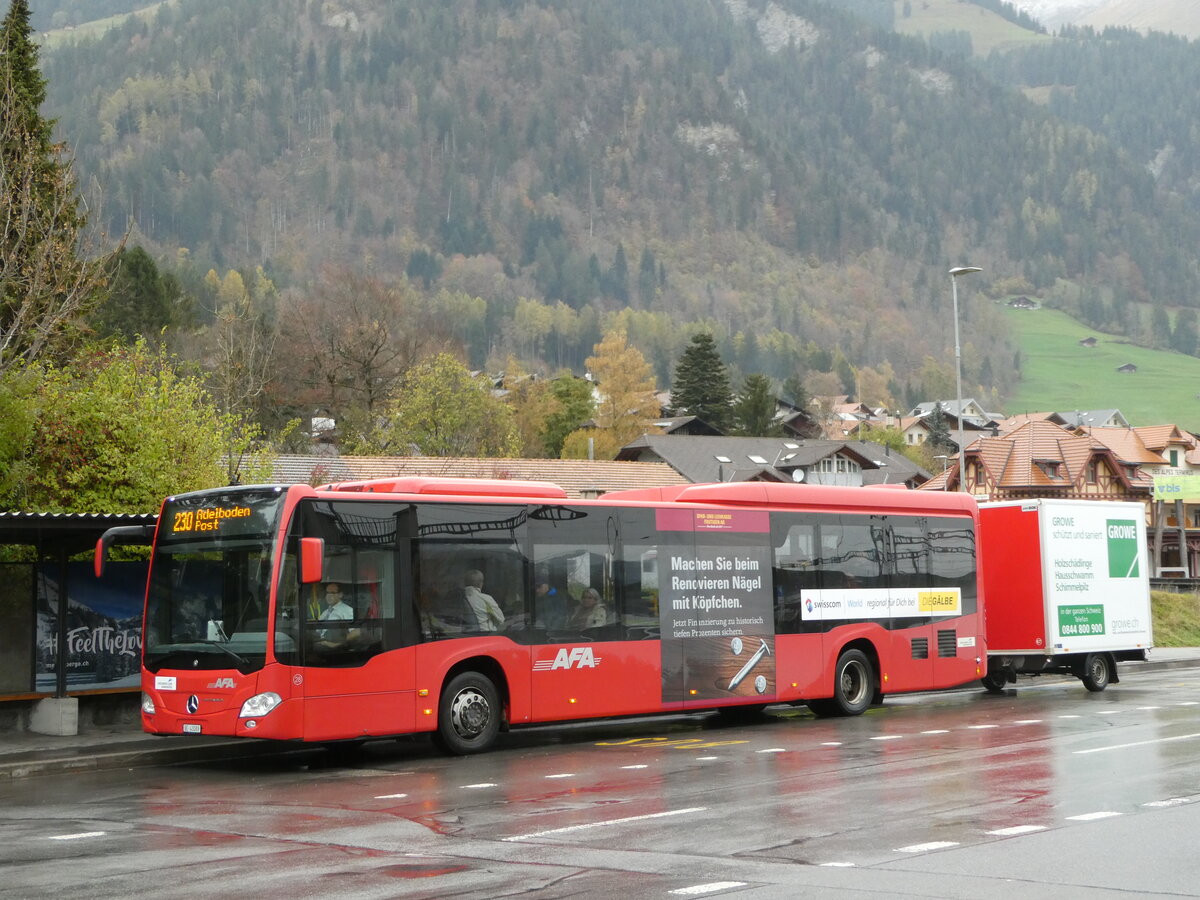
[
  {"xmin": 933, "ymin": 454, "xmax": 949, "ymax": 489},
  {"xmin": 949, "ymin": 265, "xmax": 982, "ymax": 492}
]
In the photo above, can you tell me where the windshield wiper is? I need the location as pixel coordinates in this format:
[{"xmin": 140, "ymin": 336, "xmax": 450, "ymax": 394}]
[{"xmin": 193, "ymin": 640, "xmax": 252, "ymax": 669}]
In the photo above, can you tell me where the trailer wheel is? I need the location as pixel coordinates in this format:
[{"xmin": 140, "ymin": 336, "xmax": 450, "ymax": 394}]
[
  {"xmin": 435, "ymin": 671, "xmax": 500, "ymax": 755},
  {"xmin": 981, "ymin": 672, "xmax": 1007, "ymax": 694},
  {"xmin": 809, "ymin": 649, "xmax": 874, "ymax": 717},
  {"xmin": 1080, "ymin": 654, "xmax": 1112, "ymax": 692}
]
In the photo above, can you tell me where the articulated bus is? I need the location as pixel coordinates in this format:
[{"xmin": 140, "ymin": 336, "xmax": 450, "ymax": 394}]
[{"xmin": 97, "ymin": 477, "xmax": 985, "ymax": 754}]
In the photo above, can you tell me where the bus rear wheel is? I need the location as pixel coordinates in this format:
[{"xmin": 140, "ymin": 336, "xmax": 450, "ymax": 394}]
[
  {"xmin": 435, "ymin": 671, "xmax": 500, "ymax": 755},
  {"xmin": 808, "ymin": 649, "xmax": 874, "ymax": 718}
]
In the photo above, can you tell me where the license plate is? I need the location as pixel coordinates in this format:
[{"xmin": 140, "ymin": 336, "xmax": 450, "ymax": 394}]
[{"xmin": 183, "ymin": 723, "xmax": 202, "ymax": 734}]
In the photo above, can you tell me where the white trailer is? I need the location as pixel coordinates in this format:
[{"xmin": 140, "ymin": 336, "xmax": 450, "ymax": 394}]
[{"xmin": 980, "ymin": 499, "xmax": 1153, "ymax": 692}]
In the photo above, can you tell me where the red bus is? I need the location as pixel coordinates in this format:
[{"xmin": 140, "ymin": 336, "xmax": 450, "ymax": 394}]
[{"xmin": 97, "ymin": 477, "xmax": 985, "ymax": 754}]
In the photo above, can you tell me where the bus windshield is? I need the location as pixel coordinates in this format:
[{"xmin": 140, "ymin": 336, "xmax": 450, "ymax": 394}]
[{"xmin": 144, "ymin": 487, "xmax": 288, "ymax": 673}]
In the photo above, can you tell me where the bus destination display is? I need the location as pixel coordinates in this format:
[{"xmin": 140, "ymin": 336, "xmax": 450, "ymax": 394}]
[{"xmin": 169, "ymin": 504, "xmax": 252, "ymax": 534}]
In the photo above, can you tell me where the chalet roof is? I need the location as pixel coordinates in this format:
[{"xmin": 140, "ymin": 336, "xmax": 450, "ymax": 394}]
[
  {"xmin": 921, "ymin": 419, "xmax": 1154, "ymax": 493},
  {"xmin": 995, "ymin": 411, "xmax": 1069, "ymax": 431},
  {"xmin": 1078, "ymin": 427, "xmax": 1165, "ymax": 465},
  {"xmin": 614, "ymin": 434, "xmax": 928, "ymax": 486},
  {"xmin": 1131, "ymin": 425, "xmax": 1196, "ymax": 452},
  {"xmin": 270, "ymin": 454, "xmax": 687, "ymax": 499},
  {"xmin": 1058, "ymin": 409, "xmax": 1129, "ymax": 428}
]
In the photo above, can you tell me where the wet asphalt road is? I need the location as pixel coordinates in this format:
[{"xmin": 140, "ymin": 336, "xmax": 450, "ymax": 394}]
[{"xmin": 5, "ymin": 668, "xmax": 1200, "ymax": 898}]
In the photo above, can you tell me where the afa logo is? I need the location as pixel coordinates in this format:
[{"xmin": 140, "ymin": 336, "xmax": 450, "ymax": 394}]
[
  {"xmin": 533, "ymin": 646, "xmax": 602, "ymax": 671},
  {"xmin": 206, "ymin": 677, "xmax": 237, "ymax": 689}
]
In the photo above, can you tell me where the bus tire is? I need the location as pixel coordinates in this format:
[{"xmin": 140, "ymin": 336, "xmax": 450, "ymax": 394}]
[
  {"xmin": 435, "ymin": 671, "xmax": 501, "ymax": 755},
  {"xmin": 810, "ymin": 648, "xmax": 874, "ymax": 717},
  {"xmin": 981, "ymin": 672, "xmax": 1007, "ymax": 694},
  {"xmin": 1079, "ymin": 654, "xmax": 1112, "ymax": 692}
]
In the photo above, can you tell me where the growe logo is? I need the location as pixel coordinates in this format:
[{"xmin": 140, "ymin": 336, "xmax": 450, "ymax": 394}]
[
  {"xmin": 533, "ymin": 647, "xmax": 602, "ymax": 671},
  {"xmin": 207, "ymin": 677, "xmax": 237, "ymax": 689}
]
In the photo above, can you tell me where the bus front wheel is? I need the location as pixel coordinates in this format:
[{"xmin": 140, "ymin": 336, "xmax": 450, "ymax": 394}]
[
  {"xmin": 435, "ymin": 671, "xmax": 501, "ymax": 755},
  {"xmin": 808, "ymin": 649, "xmax": 874, "ymax": 718}
]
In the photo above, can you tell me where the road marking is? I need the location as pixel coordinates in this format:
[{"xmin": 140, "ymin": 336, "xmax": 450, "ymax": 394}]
[
  {"xmin": 374, "ymin": 793, "xmax": 408, "ymax": 799},
  {"xmin": 48, "ymin": 832, "xmax": 106, "ymax": 841},
  {"xmin": 896, "ymin": 841, "xmax": 959, "ymax": 852},
  {"xmin": 870, "ymin": 735, "xmax": 904, "ymax": 741},
  {"xmin": 967, "ymin": 724, "xmax": 998, "ymax": 729},
  {"xmin": 819, "ymin": 861, "xmax": 856, "ymax": 867},
  {"xmin": 504, "ymin": 807, "xmax": 708, "ymax": 841},
  {"xmin": 1066, "ymin": 811, "xmax": 1122, "ymax": 821},
  {"xmin": 1094, "ymin": 709, "xmax": 1124, "ymax": 715},
  {"xmin": 545, "ymin": 773, "xmax": 575, "ymax": 779},
  {"xmin": 1180, "ymin": 701, "xmax": 1198, "ymax": 706},
  {"xmin": 758, "ymin": 748, "xmax": 787, "ymax": 753},
  {"xmin": 820, "ymin": 741, "xmax": 843, "ymax": 746},
  {"xmin": 621, "ymin": 764, "xmax": 648, "ymax": 769},
  {"xmin": 921, "ymin": 729, "xmax": 949, "ymax": 734},
  {"xmin": 1144, "ymin": 798, "xmax": 1191, "ymax": 808},
  {"xmin": 461, "ymin": 783, "xmax": 497, "ymax": 789},
  {"xmin": 1137, "ymin": 706, "xmax": 1162, "ymax": 710},
  {"xmin": 987, "ymin": 825, "xmax": 1046, "ymax": 836},
  {"xmin": 1074, "ymin": 732, "xmax": 1200, "ymax": 755},
  {"xmin": 696, "ymin": 756, "xmax": 719, "ymax": 760},
  {"xmin": 1013, "ymin": 719, "xmax": 1042, "ymax": 724},
  {"xmin": 1058, "ymin": 714, "xmax": 1081, "ymax": 719},
  {"xmin": 668, "ymin": 882, "xmax": 749, "ymax": 896}
]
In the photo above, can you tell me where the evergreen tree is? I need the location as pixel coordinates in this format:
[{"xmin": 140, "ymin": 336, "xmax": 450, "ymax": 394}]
[
  {"xmin": 732, "ymin": 373, "xmax": 781, "ymax": 437},
  {"xmin": 1, "ymin": 0, "xmax": 111, "ymax": 372},
  {"xmin": 89, "ymin": 246, "xmax": 191, "ymax": 343},
  {"xmin": 925, "ymin": 403, "xmax": 957, "ymax": 456},
  {"xmin": 669, "ymin": 332, "xmax": 733, "ymax": 431}
]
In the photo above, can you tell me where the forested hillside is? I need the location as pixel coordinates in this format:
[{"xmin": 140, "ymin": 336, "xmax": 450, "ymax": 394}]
[{"xmin": 37, "ymin": 0, "xmax": 1200, "ymax": 410}]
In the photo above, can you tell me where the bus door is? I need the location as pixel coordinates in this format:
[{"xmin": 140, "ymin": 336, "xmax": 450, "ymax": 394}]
[
  {"xmin": 293, "ymin": 500, "xmax": 414, "ymax": 742},
  {"xmin": 528, "ymin": 505, "xmax": 651, "ymax": 721}
]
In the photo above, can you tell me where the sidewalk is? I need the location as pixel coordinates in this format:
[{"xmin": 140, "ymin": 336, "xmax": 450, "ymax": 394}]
[{"xmin": 3, "ymin": 648, "xmax": 1198, "ymax": 781}]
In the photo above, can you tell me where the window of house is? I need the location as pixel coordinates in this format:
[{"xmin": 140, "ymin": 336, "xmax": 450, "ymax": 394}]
[
  {"xmin": 1087, "ymin": 461, "xmax": 1098, "ymax": 484},
  {"xmin": 1169, "ymin": 449, "xmax": 1179, "ymax": 467}
]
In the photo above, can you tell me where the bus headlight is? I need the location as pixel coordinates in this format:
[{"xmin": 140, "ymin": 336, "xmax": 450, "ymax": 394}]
[
  {"xmin": 141, "ymin": 692, "xmax": 156, "ymax": 715},
  {"xmin": 239, "ymin": 692, "xmax": 282, "ymax": 718}
]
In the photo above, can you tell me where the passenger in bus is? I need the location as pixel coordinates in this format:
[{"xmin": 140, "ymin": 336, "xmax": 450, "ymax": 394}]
[
  {"xmin": 462, "ymin": 569, "xmax": 505, "ymax": 631},
  {"xmin": 566, "ymin": 587, "xmax": 607, "ymax": 630},
  {"xmin": 535, "ymin": 579, "xmax": 568, "ymax": 630},
  {"xmin": 417, "ymin": 589, "xmax": 454, "ymax": 637}
]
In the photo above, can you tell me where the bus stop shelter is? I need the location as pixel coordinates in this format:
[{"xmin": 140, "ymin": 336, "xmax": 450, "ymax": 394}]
[{"xmin": 0, "ymin": 512, "xmax": 155, "ymax": 734}]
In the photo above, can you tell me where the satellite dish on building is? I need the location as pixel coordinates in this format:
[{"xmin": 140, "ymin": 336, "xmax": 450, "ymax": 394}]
[{"xmin": 792, "ymin": 469, "xmax": 805, "ymax": 483}]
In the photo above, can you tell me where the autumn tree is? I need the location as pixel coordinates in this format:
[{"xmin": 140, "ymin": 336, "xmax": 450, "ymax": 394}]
[
  {"xmin": 0, "ymin": 0, "xmax": 117, "ymax": 372},
  {"xmin": 544, "ymin": 374, "xmax": 596, "ymax": 457},
  {"xmin": 273, "ymin": 267, "xmax": 450, "ymax": 447},
  {"xmin": 563, "ymin": 328, "xmax": 657, "ymax": 456},
  {"xmin": 366, "ymin": 352, "xmax": 519, "ymax": 457},
  {"xmin": 669, "ymin": 332, "xmax": 733, "ymax": 431},
  {"xmin": 0, "ymin": 340, "xmax": 265, "ymax": 513}
]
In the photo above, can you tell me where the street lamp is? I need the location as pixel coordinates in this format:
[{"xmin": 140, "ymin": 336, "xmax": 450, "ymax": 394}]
[
  {"xmin": 933, "ymin": 454, "xmax": 950, "ymax": 490},
  {"xmin": 949, "ymin": 265, "xmax": 982, "ymax": 492}
]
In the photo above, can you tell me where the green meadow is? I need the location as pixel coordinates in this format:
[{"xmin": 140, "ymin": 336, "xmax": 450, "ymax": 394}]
[
  {"xmin": 892, "ymin": 0, "xmax": 1053, "ymax": 56},
  {"xmin": 1001, "ymin": 305, "xmax": 1200, "ymax": 430}
]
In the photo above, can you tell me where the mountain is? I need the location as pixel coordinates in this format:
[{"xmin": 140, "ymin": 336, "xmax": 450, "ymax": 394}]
[
  {"xmin": 34, "ymin": 0, "xmax": 1200, "ymax": 418},
  {"xmin": 1014, "ymin": 0, "xmax": 1200, "ymax": 39}
]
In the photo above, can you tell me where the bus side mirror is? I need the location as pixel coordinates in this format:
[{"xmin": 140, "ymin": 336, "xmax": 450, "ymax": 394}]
[
  {"xmin": 299, "ymin": 537, "xmax": 325, "ymax": 583},
  {"xmin": 95, "ymin": 524, "xmax": 156, "ymax": 578}
]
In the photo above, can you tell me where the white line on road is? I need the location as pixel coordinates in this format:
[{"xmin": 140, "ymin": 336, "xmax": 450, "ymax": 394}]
[
  {"xmin": 819, "ymin": 861, "xmax": 856, "ymax": 867},
  {"xmin": 504, "ymin": 807, "xmax": 708, "ymax": 842},
  {"xmin": 987, "ymin": 825, "xmax": 1047, "ymax": 836},
  {"xmin": 48, "ymin": 832, "xmax": 106, "ymax": 841},
  {"xmin": 621, "ymin": 764, "xmax": 648, "ymax": 769},
  {"xmin": 758, "ymin": 748, "xmax": 787, "ymax": 753},
  {"xmin": 871, "ymin": 735, "xmax": 904, "ymax": 741},
  {"xmin": 1144, "ymin": 798, "xmax": 1191, "ymax": 808},
  {"xmin": 374, "ymin": 793, "xmax": 408, "ymax": 799},
  {"xmin": 669, "ymin": 882, "xmax": 749, "ymax": 895},
  {"xmin": 1013, "ymin": 719, "xmax": 1042, "ymax": 724},
  {"xmin": 545, "ymin": 773, "xmax": 575, "ymax": 779},
  {"xmin": 461, "ymin": 783, "xmax": 497, "ymax": 789},
  {"xmin": 896, "ymin": 841, "xmax": 960, "ymax": 853},
  {"xmin": 1065, "ymin": 811, "xmax": 1122, "ymax": 821},
  {"xmin": 967, "ymin": 724, "xmax": 998, "ymax": 730},
  {"xmin": 921, "ymin": 729, "xmax": 949, "ymax": 734},
  {"xmin": 1074, "ymin": 732, "xmax": 1200, "ymax": 755}
]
